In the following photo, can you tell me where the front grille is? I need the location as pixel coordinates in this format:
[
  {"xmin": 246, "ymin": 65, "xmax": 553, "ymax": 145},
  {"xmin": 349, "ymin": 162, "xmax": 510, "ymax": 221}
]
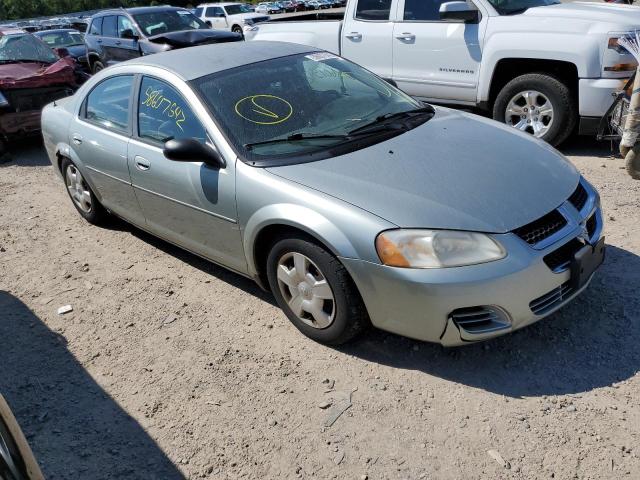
[
  {"xmin": 568, "ymin": 182, "xmax": 588, "ymax": 212},
  {"xmin": 530, "ymin": 282, "xmax": 573, "ymax": 315},
  {"xmin": 3, "ymin": 86, "xmax": 73, "ymax": 112},
  {"xmin": 450, "ymin": 306, "xmax": 510, "ymax": 335},
  {"xmin": 543, "ymin": 238, "xmax": 583, "ymax": 272},
  {"xmin": 514, "ymin": 209, "xmax": 567, "ymax": 246}
]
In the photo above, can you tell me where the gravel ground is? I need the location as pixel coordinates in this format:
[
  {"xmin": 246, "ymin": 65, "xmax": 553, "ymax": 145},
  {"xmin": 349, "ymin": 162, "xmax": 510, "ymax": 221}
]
[{"xmin": 0, "ymin": 135, "xmax": 639, "ymax": 480}]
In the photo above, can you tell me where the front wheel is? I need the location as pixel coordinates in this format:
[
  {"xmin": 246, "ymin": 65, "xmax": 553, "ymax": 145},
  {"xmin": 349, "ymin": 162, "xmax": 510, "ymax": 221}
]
[
  {"xmin": 266, "ymin": 236, "xmax": 369, "ymax": 345},
  {"xmin": 493, "ymin": 73, "xmax": 577, "ymax": 146},
  {"xmin": 92, "ymin": 60, "xmax": 104, "ymax": 74},
  {"xmin": 231, "ymin": 25, "xmax": 243, "ymax": 36}
]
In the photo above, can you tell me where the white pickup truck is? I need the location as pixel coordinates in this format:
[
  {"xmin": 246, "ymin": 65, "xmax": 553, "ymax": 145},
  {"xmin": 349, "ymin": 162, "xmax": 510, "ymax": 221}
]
[
  {"xmin": 195, "ymin": 2, "xmax": 271, "ymax": 34},
  {"xmin": 245, "ymin": 0, "xmax": 640, "ymax": 145}
]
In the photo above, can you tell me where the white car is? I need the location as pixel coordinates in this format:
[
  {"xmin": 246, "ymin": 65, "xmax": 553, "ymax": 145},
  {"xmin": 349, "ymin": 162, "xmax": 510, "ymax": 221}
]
[
  {"xmin": 195, "ymin": 2, "xmax": 270, "ymax": 34},
  {"xmin": 256, "ymin": 2, "xmax": 284, "ymax": 14},
  {"xmin": 246, "ymin": 0, "xmax": 640, "ymax": 146}
]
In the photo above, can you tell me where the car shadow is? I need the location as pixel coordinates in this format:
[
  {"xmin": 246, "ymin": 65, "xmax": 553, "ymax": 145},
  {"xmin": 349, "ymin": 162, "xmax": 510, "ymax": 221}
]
[
  {"xmin": 101, "ymin": 215, "xmax": 276, "ymax": 307},
  {"xmin": 0, "ymin": 291, "xmax": 185, "ymax": 479},
  {"xmin": 559, "ymin": 135, "xmax": 618, "ymax": 159},
  {"xmin": 338, "ymin": 245, "xmax": 640, "ymax": 398},
  {"xmin": 0, "ymin": 137, "xmax": 51, "ymax": 167}
]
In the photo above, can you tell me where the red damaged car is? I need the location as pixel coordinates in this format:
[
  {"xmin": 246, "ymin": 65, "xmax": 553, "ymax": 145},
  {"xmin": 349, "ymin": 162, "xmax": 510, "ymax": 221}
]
[{"xmin": 0, "ymin": 27, "xmax": 76, "ymax": 153}]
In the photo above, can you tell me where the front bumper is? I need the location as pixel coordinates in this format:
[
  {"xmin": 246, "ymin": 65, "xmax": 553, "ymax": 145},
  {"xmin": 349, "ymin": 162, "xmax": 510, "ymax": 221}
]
[
  {"xmin": 341, "ymin": 181, "xmax": 604, "ymax": 346},
  {"xmin": 579, "ymin": 77, "xmax": 627, "ymax": 118}
]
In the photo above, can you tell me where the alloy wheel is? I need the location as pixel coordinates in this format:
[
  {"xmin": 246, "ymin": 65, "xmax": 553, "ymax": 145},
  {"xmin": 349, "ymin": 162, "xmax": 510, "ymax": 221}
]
[{"xmin": 505, "ymin": 90, "xmax": 554, "ymax": 138}]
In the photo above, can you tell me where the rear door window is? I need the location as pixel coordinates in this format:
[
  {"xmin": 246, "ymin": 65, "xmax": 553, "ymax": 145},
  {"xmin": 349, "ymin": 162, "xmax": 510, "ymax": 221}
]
[
  {"xmin": 355, "ymin": 0, "xmax": 392, "ymax": 20},
  {"xmin": 85, "ymin": 75, "xmax": 134, "ymax": 133},
  {"xmin": 102, "ymin": 15, "xmax": 118, "ymax": 37},
  {"xmin": 88, "ymin": 17, "xmax": 102, "ymax": 35}
]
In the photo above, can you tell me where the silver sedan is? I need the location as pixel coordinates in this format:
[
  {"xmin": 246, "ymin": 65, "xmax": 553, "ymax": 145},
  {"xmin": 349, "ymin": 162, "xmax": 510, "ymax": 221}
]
[{"xmin": 42, "ymin": 42, "xmax": 605, "ymax": 346}]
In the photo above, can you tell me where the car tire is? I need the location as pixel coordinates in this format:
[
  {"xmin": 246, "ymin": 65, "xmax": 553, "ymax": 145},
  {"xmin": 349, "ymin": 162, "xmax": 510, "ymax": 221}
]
[
  {"xmin": 231, "ymin": 25, "xmax": 243, "ymax": 36},
  {"xmin": 266, "ymin": 235, "xmax": 370, "ymax": 345},
  {"xmin": 61, "ymin": 157, "xmax": 107, "ymax": 225},
  {"xmin": 92, "ymin": 60, "xmax": 105, "ymax": 74},
  {"xmin": 493, "ymin": 73, "xmax": 577, "ymax": 147}
]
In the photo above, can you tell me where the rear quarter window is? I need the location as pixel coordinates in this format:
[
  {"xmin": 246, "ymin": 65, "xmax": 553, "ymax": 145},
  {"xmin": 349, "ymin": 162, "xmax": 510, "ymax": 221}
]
[
  {"xmin": 88, "ymin": 17, "xmax": 102, "ymax": 35},
  {"xmin": 84, "ymin": 75, "xmax": 134, "ymax": 133}
]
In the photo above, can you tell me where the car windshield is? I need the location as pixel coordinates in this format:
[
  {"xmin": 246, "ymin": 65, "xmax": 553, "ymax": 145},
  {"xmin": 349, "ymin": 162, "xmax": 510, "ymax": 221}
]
[
  {"xmin": 37, "ymin": 31, "xmax": 85, "ymax": 48},
  {"xmin": 488, "ymin": 0, "xmax": 559, "ymax": 14},
  {"xmin": 0, "ymin": 33, "xmax": 58, "ymax": 64},
  {"xmin": 133, "ymin": 10, "xmax": 209, "ymax": 37},
  {"xmin": 225, "ymin": 4, "xmax": 252, "ymax": 14},
  {"xmin": 192, "ymin": 52, "xmax": 428, "ymax": 165}
]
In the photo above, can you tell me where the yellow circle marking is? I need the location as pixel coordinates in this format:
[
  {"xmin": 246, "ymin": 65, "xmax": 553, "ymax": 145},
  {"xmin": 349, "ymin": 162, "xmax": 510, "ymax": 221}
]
[{"xmin": 234, "ymin": 94, "xmax": 293, "ymax": 125}]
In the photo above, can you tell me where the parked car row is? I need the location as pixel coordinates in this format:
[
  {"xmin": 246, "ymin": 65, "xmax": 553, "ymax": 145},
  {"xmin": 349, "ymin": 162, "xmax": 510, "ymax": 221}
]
[{"xmin": 255, "ymin": 0, "xmax": 344, "ymax": 14}]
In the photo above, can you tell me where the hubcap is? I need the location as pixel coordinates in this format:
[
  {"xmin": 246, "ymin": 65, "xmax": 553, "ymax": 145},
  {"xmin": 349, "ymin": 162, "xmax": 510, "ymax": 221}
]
[
  {"xmin": 65, "ymin": 165, "xmax": 92, "ymax": 213},
  {"xmin": 505, "ymin": 90, "xmax": 554, "ymax": 138},
  {"xmin": 276, "ymin": 252, "xmax": 336, "ymax": 329}
]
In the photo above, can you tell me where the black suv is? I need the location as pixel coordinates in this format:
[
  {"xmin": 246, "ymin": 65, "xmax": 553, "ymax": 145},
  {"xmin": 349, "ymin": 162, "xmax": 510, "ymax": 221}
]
[{"xmin": 85, "ymin": 6, "xmax": 241, "ymax": 73}]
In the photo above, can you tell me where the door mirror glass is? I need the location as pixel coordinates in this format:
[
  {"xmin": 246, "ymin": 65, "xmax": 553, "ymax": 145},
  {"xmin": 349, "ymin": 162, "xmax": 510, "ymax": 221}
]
[
  {"xmin": 163, "ymin": 138, "xmax": 226, "ymax": 169},
  {"xmin": 439, "ymin": 1, "xmax": 479, "ymax": 22},
  {"xmin": 0, "ymin": 395, "xmax": 44, "ymax": 480}
]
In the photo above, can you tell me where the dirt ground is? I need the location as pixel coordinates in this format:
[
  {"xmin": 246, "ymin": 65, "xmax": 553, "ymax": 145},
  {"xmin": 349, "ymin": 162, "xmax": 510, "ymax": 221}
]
[{"xmin": 0, "ymin": 135, "xmax": 639, "ymax": 480}]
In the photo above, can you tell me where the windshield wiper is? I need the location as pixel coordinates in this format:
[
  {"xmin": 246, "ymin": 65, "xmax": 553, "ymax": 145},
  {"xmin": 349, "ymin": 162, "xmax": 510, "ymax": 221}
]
[
  {"xmin": 244, "ymin": 133, "xmax": 349, "ymax": 151},
  {"xmin": 348, "ymin": 106, "xmax": 435, "ymax": 136}
]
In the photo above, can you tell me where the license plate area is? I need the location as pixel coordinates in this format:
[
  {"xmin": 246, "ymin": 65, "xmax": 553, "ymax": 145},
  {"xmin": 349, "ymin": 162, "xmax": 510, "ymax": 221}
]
[{"xmin": 570, "ymin": 237, "xmax": 606, "ymax": 291}]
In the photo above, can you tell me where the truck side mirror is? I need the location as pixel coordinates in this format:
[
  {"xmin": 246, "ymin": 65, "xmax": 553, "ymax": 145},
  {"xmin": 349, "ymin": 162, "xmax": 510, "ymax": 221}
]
[
  {"xmin": 439, "ymin": 1, "xmax": 480, "ymax": 22},
  {"xmin": 0, "ymin": 395, "xmax": 44, "ymax": 480},
  {"xmin": 120, "ymin": 28, "xmax": 139, "ymax": 40}
]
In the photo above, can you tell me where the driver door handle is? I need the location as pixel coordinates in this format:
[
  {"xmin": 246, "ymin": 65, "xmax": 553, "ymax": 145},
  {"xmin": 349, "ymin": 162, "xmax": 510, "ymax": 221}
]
[
  {"xmin": 345, "ymin": 32, "xmax": 362, "ymax": 40},
  {"xmin": 395, "ymin": 32, "xmax": 416, "ymax": 41},
  {"xmin": 135, "ymin": 156, "xmax": 150, "ymax": 171},
  {"xmin": 72, "ymin": 134, "xmax": 82, "ymax": 145}
]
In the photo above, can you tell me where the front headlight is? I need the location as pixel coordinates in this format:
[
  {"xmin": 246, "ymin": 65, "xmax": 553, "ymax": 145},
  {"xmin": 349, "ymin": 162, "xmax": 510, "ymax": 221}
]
[
  {"xmin": 375, "ymin": 229, "xmax": 506, "ymax": 269},
  {"xmin": 0, "ymin": 91, "xmax": 9, "ymax": 108}
]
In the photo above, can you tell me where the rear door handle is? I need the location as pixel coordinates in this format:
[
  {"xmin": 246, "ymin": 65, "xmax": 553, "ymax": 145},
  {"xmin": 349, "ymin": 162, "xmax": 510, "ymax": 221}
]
[
  {"xmin": 345, "ymin": 32, "xmax": 362, "ymax": 40},
  {"xmin": 395, "ymin": 32, "xmax": 416, "ymax": 41},
  {"xmin": 135, "ymin": 156, "xmax": 150, "ymax": 171},
  {"xmin": 115, "ymin": 40, "xmax": 121, "ymax": 45},
  {"xmin": 72, "ymin": 134, "xmax": 82, "ymax": 145}
]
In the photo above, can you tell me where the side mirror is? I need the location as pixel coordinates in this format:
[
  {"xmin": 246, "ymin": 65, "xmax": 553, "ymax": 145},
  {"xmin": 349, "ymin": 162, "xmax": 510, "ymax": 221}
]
[
  {"xmin": 0, "ymin": 395, "xmax": 44, "ymax": 480},
  {"xmin": 216, "ymin": 12, "xmax": 227, "ymax": 17},
  {"xmin": 55, "ymin": 47, "xmax": 70, "ymax": 57},
  {"xmin": 163, "ymin": 138, "xmax": 226, "ymax": 169},
  {"xmin": 120, "ymin": 28, "xmax": 139, "ymax": 40},
  {"xmin": 439, "ymin": 1, "xmax": 480, "ymax": 22}
]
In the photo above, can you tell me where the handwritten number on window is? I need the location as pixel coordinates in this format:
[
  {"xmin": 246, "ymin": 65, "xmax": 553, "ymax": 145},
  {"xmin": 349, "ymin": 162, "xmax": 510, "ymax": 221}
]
[{"xmin": 143, "ymin": 86, "xmax": 187, "ymax": 131}]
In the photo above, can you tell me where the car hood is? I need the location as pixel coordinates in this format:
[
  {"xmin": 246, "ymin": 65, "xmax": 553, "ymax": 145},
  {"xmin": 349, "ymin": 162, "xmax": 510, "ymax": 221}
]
[
  {"xmin": 0, "ymin": 58, "xmax": 76, "ymax": 89},
  {"xmin": 522, "ymin": 2, "xmax": 640, "ymax": 24},
  {"xmin": 65, "ymin": 44, "xmax": 87, "ymax": 58},
  {"xmin": 147, "ymin": 29, "xmax": 242, "ymax": 48},
  {"xmin": 266, "ymin": 108, "xmax": 579, "ymax": 233}
]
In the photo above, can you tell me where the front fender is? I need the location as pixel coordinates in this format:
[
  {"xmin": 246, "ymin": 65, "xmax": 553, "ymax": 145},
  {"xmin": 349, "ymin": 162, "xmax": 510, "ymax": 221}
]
[{"xmin": 243, "ymin": 203, "xmax": 360, "ymax": 277}]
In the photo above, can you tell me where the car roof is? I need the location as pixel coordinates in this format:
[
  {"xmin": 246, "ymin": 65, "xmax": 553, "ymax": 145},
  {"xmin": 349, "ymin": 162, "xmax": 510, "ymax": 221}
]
[
  {"xmin": 123, "ymin": 41, "xmax": 319, "ymax": 81},
  {"xmin": 34, "ymin": 29, "xmax": 81, "ymax": 35},
  {"xmin": 0, "ymin": 27, "xmax": 27, "ymax": 36},
  {"xmin": 92, "ymin": 6, "xmax": 189, "ymax": 18}
]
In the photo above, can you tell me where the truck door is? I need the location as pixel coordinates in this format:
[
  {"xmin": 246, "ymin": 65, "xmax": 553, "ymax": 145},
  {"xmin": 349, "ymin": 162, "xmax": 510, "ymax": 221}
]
[
  {"xmin": 391, "ymin": 0, "xmax": 486, "ymax": 102},
  {"xmin": 205, "ymin": 6, "xmax": 229, "ymax": 29},
  {"xmin": 340, "ymin": 0, "xmax": 395, "ymax": 80}
]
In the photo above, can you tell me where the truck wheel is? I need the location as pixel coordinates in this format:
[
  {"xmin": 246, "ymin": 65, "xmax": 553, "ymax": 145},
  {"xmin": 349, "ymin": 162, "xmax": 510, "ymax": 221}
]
[
  {"xmin": 232, "ymin": 25, "xmax": 243, "ymax": 36},
  {"xmin": 266, "ymin": 236, "xmax": 370, "ymax": 345},
  {"xmin": 493, "ymin": 73, "xmax": 577, "ymax": 146}
]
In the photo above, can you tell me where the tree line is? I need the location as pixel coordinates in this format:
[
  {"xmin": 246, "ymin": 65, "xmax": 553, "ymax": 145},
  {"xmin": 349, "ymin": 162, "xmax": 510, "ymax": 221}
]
[{"xmin": 0, "ymin": 0, "xmax": 194, "ymax": 20}]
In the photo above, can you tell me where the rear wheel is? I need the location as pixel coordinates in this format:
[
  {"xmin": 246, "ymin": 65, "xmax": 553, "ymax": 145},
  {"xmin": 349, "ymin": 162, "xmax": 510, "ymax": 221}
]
[
  {"xmin": 61, "ymin": 158, "xmax": 107, "ymax": 225},
  {"xmin": 493, "ymin": 73, "xmax": 577, "ymax": 146},
  {"xmin": 92, "ymin": 60, "xmax": 104, "ymax": 74},
  {"xmin": 266, "ymin": 236, "xmax": 369, "ymax": 345}
]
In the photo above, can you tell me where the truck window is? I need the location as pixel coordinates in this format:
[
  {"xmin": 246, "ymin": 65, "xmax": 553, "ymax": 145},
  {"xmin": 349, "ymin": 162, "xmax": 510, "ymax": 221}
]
[
  {"xmin": 355, "ymin": 0, "xmax": 392, "ymax": 21},
  {"xmin": 88, "ymin": 17, "xmax": 102, "ymax": 35},
  {"xmin": 403, "ymin": 0, "xmax": 450, "ymax": 21},
  {"xmin": 102, "ymin": 16, "xmax": 118, "ymax": 38},
  {"xmin": 205, "ymin": 6, "xmax": 225, "ymax": 17}
]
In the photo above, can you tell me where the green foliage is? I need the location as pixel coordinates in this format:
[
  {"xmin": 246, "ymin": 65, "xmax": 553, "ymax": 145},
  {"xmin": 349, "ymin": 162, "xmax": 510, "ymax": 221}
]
[{"xmin": 0, "ymin": 0, "xmax": 194, "ymax": 20}]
